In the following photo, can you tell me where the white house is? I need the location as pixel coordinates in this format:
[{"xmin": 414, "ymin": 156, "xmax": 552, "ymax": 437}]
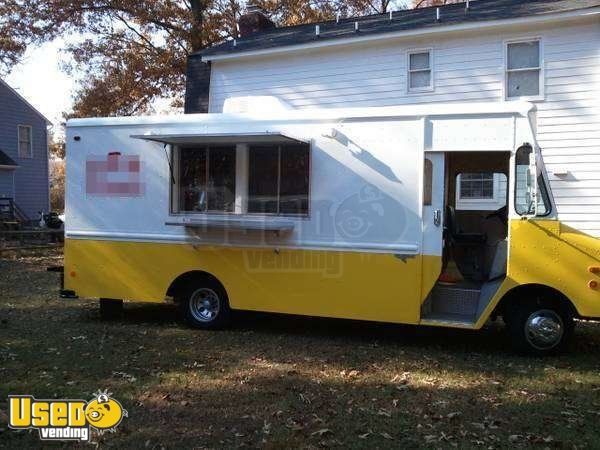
[{"xmin": 185, "ymin": 0, "xmax": 600, "ymax": 236}]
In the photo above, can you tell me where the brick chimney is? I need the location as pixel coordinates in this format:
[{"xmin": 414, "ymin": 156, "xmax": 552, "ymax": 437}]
[{"xmin": 238, "ymin": 4, "xmax": 276, "ymax": 37}]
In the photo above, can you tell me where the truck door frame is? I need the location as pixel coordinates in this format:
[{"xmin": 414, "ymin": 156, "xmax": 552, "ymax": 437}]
[{"xmin": 421, "ymin": 152, "xmax": 446, "ymax": 303}]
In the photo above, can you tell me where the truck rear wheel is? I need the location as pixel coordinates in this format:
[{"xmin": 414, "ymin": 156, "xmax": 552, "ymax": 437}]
[
  {"xmin": 506, "ymin": 299, "xmax": 574, "ymax": 356},
  {"xmin": 179, "ymin": 280, "xmax": 231, "ymax": 330}
]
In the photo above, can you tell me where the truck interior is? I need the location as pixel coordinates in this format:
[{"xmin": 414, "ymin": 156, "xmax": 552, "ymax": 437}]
[{"xmin": 421, "ymin": 151, "xmax": 511, "ymax": 325}]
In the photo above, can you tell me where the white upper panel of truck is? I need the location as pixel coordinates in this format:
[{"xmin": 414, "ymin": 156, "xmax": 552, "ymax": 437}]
[{"xmin": 66, "ymin": 99, "xmax": 536, "ymax": 255}]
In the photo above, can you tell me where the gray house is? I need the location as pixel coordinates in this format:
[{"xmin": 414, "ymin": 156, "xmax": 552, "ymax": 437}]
[{"xmin": 0, "ymin": 78, "xmax": 50, "ymax": 224}]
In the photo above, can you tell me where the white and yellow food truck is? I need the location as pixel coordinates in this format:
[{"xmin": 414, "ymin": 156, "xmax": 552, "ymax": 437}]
[{"xmin": 63, "ymin": 99, "xmax": 600, "ymax": 355}]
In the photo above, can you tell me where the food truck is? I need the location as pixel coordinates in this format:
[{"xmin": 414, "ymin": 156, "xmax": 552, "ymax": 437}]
[{"xmin": 63, "ymin": 99, "xmax": 600, "ymax": 355}]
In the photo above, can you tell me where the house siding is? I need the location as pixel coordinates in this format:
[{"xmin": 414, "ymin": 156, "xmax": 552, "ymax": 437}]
[
  {"xmin": 0, "ymin": 171, "xmax": 15, "ymax": 199},
  {"xmin": 208, "ymin": 18, "xmax": 600, "ymax": 236},
  {"xmin": 0, "ymin": 81, "xmax": 49, "ymax": 220}
]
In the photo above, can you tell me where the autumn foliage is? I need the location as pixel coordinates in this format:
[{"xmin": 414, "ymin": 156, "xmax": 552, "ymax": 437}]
[{"xmin": 0, "ymin": 0, "xmax": 400, "ymax": 119}]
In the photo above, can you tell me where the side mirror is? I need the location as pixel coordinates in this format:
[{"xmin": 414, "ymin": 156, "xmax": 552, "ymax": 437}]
[
  {"xmin": 515, "ymin": 144, "xmax": 538, "ymax": 218},
  {"xmin": 528, "ymin": 152, "xmax": 538, "ymax": 217}
]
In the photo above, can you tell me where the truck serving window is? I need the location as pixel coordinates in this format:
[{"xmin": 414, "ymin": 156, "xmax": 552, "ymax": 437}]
[
  {"xmin": 178, "ymin": 146, "xmax": 236, "ymax": 213},
  {"xmin": 514, "ymin": 145, "xmax": 551, "ymax": 216},
  {"xmin": 248, "ymin": 144, "xmax": 310, "ymax": 216}
]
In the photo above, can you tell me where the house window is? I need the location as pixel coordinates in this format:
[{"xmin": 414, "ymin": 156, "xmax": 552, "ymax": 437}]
[
  {"xmin": 459, "ymin": 173, "xmax": 494, "ymax": 199},
  {"xmin": 408, "ymin": 50, "xmax": 432, "ymax": 92},
  {"xmin": 456, "ymin": 173, "xmax": 508, "ymax": 211},
  {"xmin": 506, "ymin": 40, "xmax": 541, "ymax": 98},
  {"xmin": 18, "ymin": 125, "xmax": 32, "ymax": 158},
  {"xmin": 177, "ymin": 146, "xmax": 236, "ymax": 213},
  {"xmin": 248, "ymin": 144, "xmax": 310, "ymax": 216}
]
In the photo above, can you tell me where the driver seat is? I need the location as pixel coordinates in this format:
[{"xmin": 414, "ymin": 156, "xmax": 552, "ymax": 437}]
[{"xmin": 445, "ymin": 206, "xmax": 486, "ymax": 245}]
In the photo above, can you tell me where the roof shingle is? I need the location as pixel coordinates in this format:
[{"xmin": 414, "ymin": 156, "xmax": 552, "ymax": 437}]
[{"xmin": 200, "ymin": 0, "xmax": 600, "ymax": 58}]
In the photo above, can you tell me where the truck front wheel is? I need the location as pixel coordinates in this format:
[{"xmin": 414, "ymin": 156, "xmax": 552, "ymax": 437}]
[
  {"xmin": 506, "ymin": 300, "xmax": 574, "ymax": 355},
  {"xmin": 179, "ymin": 280, "xmax": 231, "ymax": 330}
]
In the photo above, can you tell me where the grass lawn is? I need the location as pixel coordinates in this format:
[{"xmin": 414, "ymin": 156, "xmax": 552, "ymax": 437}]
[{"xmin": 1, "ymin": 252, "xmax": 599, "ymax": 448}]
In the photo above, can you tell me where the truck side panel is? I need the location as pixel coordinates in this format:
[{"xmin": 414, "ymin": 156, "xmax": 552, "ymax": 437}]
[
  {"xmin": 475, "ymin": 219, "xmax": 600, "ymax": 327},
  {"xmin": 65, "ymin": 239, "xmax": 430, "ymax": 324}
]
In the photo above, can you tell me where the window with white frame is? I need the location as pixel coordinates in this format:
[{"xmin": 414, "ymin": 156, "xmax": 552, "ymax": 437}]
[
  {"xmin": 408, "ymin": 50, "xmax": 433, "ymax": 92},
  {"xmin": 173, "ymin": 143, "xmax": 310, "ymax": 216},
  {"xmin": 459, "ymin": 173, "xmax": 495, "ymax": 199},
  {"xmin": 456, "ymin": 173, "xmax": 508, "ymax": 211},
  {"xmin": 248, "ymin": 144, "xmax": 309, "ymax": 216},
  {"xmin": 18, "ymin": 125, "xmax": 32, "ymax": 158},
  {"xmin": 506, "ymin": 40, "xmax": 541, "ymax": 98},
  {"xmin": 177, "ymin": 146, "xmax": 237, "ymax": 213}
]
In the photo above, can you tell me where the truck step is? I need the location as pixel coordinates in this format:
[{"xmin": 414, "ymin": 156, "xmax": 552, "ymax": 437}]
[{"xmin": 421, "ymin": 284, "xmax": 481, "ymax": 322}]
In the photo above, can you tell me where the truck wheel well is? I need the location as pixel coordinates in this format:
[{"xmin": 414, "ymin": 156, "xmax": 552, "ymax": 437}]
[
  {"xmin": 494, "ymin": 284, "xmax": 578, "ymax": 319},
  {"xmin": 166, "ymin": 271, "xmax": 225, "ymax": 303}
]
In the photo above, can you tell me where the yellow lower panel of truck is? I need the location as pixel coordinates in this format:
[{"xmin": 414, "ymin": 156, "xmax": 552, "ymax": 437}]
[
  {"xmin": 64, "ymin": 219, "xmax": 600, "ymax": 328},
  {"xmin": 475, "ymin": 220, "xmax": 600, "ymax": 326},
  {"xmin": 64, "ymin": 239, "xmax": 440, "ymax": 325}
]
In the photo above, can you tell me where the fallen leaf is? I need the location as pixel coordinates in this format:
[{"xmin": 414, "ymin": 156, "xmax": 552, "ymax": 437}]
[
  {"xmin": 509, "ymin": 435, "xmax": 522, "ymax": 443},
  {"xmin": 378, "ymin": 408, "xmax": 392, "ymax": 417},
  {"xmin": 311, "ymin": 428, "xmax": 332, "ymax": 437}
]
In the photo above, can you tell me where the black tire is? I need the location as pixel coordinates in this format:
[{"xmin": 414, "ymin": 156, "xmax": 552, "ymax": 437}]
[
  {"xmin": 178, "ymin": 279, "xmax": 231, "ymax": 330},
  {"xmin": 505, "ymin": 299, "xmax": 574, "ymax": 356},
  {"xmin": 99, "ymin": 298, "xmax": 124, "ymax": 320}
]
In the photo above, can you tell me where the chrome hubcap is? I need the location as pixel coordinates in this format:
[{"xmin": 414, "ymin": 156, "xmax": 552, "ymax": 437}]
[
  {"xmin": 189, "ymin": 288, "xmax": 220, "ymax": 322},
  {"xmin": 524, "ymin": 309, "xmax": 564, "ymax": 350}
]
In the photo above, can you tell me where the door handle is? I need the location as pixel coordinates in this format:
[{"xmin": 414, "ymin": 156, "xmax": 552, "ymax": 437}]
[{"xmin": 433, "ymin": 209, "xmax": 441, "ymax": 227}]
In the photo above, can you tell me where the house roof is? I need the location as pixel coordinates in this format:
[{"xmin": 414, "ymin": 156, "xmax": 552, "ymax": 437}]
[
  {"xmin": 0, "ymin": 149, "xmax": 18, "ymax": 168},
  {"xmin": 200, "ymin": 0, "xmax": 600, "ymax": 60},
  {"xmin": 0, "ymin": 78, "xmax": 51, "ymax": 125}
]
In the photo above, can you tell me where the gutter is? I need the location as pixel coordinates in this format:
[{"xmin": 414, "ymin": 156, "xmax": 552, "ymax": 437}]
[{"xmin": 202, "ymin": 7, "xmax": 600, "ymax": 62}]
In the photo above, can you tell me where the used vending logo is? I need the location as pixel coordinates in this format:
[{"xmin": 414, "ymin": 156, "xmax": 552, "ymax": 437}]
[{"xmin": 8, "ymin": 390, "xmax": 127, "ymax": 441}]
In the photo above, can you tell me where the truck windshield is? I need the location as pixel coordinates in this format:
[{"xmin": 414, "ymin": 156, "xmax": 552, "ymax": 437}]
[{"xmin": 514, "ymin": 145, "xmax": 551, "ymax": 216}]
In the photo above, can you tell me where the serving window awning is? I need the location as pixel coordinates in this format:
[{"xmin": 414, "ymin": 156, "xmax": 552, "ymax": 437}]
[{"xmin": 131, "ymin": 132, "xmax": 308, "ymax": 146}]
